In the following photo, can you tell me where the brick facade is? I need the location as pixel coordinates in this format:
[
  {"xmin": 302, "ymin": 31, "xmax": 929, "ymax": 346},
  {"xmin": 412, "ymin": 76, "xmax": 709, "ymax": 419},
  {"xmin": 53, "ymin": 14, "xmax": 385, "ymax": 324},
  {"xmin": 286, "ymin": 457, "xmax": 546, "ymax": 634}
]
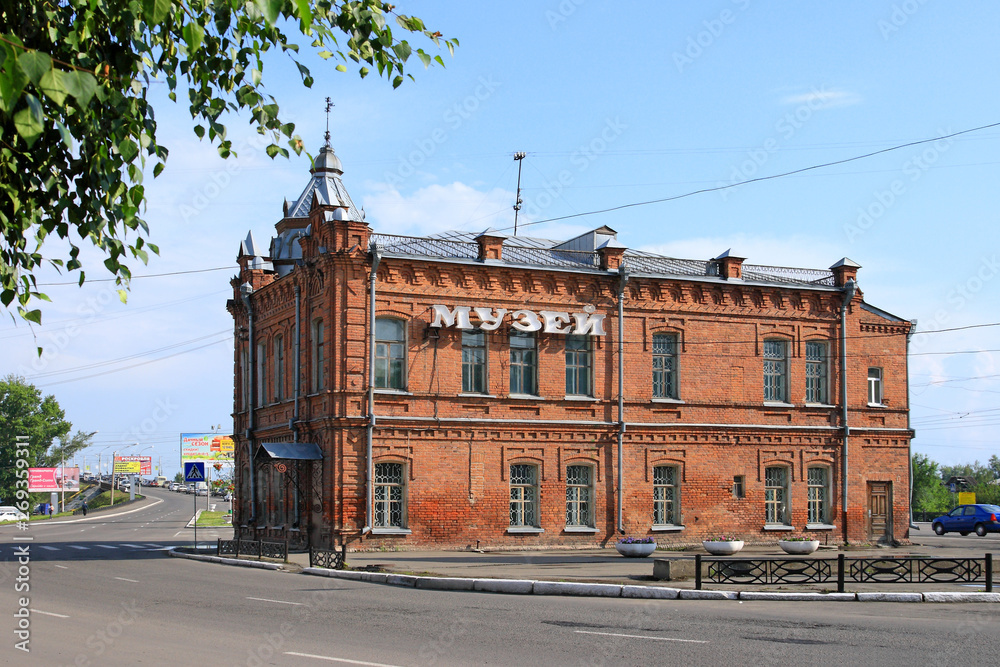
[{"xmin": 228, "ymin": 146, "xmax": 913, "ymax": 551}]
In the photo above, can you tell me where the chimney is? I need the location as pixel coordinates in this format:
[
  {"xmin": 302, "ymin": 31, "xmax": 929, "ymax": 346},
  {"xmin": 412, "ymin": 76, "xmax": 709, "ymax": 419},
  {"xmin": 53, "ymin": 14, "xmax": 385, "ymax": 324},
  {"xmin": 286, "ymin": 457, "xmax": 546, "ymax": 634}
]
[
  {"xmin": 476, "ymin": 228, "xmax": 507, "ymax": 262},
  {"xmin": 714, "ymin": 249, "xmax": 746, "ymax": 280},
  {"xmin": 598, "ymin": 238, "xmax": 627, "ymax": 270},
  {"xmin": 829, "ymin": 258, "xmax": 861, "ymax": 287}
]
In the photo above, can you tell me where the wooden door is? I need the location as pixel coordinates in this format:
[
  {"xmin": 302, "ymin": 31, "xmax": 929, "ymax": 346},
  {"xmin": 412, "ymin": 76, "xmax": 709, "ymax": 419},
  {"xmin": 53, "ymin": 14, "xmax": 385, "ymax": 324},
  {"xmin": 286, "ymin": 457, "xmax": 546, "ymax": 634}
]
[{"xmin": 868, "ymin": 481, "xmax": 892, "ymax": 542}]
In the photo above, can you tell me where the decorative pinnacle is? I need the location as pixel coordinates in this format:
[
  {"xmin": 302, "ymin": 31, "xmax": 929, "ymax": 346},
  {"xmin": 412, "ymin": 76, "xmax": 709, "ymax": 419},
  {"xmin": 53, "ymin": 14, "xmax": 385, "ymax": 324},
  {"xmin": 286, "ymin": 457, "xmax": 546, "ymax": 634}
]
[{"xmin": 324, "ymin": 97, "xmax": 334, "ymax": 146}]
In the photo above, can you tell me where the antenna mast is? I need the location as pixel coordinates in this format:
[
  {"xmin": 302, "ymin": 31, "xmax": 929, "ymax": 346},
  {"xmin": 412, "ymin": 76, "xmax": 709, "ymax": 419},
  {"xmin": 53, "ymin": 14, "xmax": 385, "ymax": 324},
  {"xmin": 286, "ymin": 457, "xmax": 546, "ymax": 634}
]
[{"xmin": 513, "ymin": 152, "xmax": 526, "ymax": 236}]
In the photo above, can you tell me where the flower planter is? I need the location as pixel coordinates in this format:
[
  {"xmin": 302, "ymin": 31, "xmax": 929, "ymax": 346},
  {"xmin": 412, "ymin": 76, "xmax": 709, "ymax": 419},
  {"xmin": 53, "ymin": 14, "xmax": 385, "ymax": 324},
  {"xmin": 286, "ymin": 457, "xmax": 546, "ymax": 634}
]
[
  {"xmin": 615, "ymin": 542, "xmax": 657, "ymax": 558},
  {"xmin": 778, "ymin": 539, "xmax": 820, "ymax": 555},
  {"xmin": 702, "ymin": 540, "xmax": 744, "ymax": 555}
]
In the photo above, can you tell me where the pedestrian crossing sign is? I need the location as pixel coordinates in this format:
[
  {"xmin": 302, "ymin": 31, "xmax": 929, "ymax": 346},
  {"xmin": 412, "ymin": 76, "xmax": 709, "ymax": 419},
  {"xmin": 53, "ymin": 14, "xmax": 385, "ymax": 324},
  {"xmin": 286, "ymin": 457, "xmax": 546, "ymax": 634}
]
[{"xmin": 184, "ymin": 462, "xmax": 205, "ymax": 482}]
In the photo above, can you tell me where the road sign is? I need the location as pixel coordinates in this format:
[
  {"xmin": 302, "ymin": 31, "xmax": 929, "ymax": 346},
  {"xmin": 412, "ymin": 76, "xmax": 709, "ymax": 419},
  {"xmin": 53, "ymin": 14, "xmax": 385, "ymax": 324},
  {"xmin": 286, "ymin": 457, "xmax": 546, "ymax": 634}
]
[{"xmin": 184, "ymin": 461, "xmax": 205, "ymax": 482}]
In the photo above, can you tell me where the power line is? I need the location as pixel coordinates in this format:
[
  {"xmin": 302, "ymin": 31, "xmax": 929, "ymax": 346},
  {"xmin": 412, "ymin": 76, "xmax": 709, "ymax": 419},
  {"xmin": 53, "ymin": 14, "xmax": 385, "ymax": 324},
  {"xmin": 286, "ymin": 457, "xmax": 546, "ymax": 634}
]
[
  {"xmin": 37, "ymin": 266, "xmax": 237, "ymax": 287},
  {"xmin": 499, "ymin": 121, "xmax": 1000, "ymax": 232}
]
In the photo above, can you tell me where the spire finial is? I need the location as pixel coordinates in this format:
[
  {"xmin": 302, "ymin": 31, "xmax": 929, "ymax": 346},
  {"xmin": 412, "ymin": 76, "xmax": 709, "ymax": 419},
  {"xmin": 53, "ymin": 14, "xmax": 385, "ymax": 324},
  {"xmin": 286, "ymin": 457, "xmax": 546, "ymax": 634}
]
[{"xmin": 324, "ymin": 97, "xmax": 333, "ymax": 147}]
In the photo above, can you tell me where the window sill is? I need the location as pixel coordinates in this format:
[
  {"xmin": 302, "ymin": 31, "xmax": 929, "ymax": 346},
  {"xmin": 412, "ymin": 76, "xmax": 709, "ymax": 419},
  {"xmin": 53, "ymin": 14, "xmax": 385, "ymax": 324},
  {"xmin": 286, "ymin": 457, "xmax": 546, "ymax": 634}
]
[
  {"xmin": 507, "ymin": 526, "xmax": 544, "ymax": 534},
  {"xmin": 371, "ymin": 527, "xmax": 412, "ymax": 535},
  {"xmin": 805, "ymin": 523, "xmax": 837, "ymax": 531},
  {"xmin": 763, "ymin": 402, "xmax": 794, "ymax": 408},
  {"xmin": 509, "ymin": 393, "xmax": 544, "ymax": 400},
  {"xmin": 867, "ymin": 402, "xmax": 886, "ymax": 408},
  {"xmin": 804, "ymin": 403, "xmax": 836, "ymax": 409},
  {"xmin": 563, "ymin": 526, "xmax": 598, "ymax": 533},
  {"xmin": 651, "ymin": 397, "xmax": 684, "ymax": 404},
  {"xmin": 457, "ymin": 393, "xmax": 497, "ymax": 398},
  {"xmin": 762, "ymin": 524, "xmax": 794, "ymax": 531},
  {"xmin": 374, "ymin": 389, "xmax": 412, "ymax": 396},
  {"xmin": 564, "ymin": 395, "xmax": 598, "ymax": 402},
  {"xmin": 651, "ymin": 524, "xmax": 685, "ymax": 532}
]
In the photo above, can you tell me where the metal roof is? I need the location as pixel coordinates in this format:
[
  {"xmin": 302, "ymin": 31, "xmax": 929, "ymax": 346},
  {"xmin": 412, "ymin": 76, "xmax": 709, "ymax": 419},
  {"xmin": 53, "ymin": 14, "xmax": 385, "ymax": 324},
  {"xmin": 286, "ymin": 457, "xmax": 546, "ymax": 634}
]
[
  {"xmin": 258, "ymin": 442, "xmax": 323, "ymax": 460},
  {"xmin": 284, "ymin": 144, "xmax": 363, "ymax": 221}
]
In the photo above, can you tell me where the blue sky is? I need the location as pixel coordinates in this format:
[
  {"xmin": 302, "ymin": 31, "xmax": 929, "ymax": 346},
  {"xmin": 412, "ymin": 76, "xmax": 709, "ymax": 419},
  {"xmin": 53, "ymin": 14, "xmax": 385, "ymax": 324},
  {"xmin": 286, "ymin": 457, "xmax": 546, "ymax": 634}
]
[{"xmin": 3, "ymin": 1, "xmax": 999, "ymax": 477}]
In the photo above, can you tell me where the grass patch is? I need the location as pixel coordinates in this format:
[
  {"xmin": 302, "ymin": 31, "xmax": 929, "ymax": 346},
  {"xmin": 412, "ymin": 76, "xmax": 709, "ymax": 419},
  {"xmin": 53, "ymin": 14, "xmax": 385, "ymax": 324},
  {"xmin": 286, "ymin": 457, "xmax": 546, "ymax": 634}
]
[
  {"xmin": 88, "ymin": 489, "xmax": 140, "ymax": 510},
  {"xmin": 195, "ymin": 511, "xmax": 231, "ymax": 527}
]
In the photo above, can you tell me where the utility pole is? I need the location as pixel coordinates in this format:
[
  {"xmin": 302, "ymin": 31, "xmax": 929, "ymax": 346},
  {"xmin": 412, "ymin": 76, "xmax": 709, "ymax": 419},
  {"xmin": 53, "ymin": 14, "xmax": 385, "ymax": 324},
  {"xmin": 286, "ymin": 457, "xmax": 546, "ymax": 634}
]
[{"xmin": 513, "ymin": 152, "xmax": 526, "ymax": 236}]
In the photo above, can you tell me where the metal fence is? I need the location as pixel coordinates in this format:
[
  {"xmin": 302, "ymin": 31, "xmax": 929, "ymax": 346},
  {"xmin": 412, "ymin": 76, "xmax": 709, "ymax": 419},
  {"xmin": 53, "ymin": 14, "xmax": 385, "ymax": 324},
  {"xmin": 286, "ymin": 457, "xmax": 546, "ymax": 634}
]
[
  {"xmin": 695, "ymin": 553, "xmax": 994, "ymax": 593},
  {"xmin": 309, "ymin": 545, "xmax": 348, "ymax": 570},
  {"xmin": 216, "ymin": 538, "xmax": 288, "ymax": 562}
]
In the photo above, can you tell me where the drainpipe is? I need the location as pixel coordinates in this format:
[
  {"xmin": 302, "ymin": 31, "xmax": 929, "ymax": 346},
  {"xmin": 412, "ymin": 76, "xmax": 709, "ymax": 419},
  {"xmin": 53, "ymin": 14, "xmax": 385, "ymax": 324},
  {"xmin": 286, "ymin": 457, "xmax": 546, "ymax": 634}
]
[
  {"xmin": 907, "ymin": 319, "xmax": 917, "ymax": 530},
  {"xmin": 293, "ymin": 284, "xmax": 301, "ymax": 529},
  {"xmin": 839, "ymin": 278, "xmax": 857, "ymax": 544},
  {"xmin": 363, "ymin": 246, "xmax": 382, "ymax": 535},
  {"xmin": 617, "ymin": 265, "xmax": 629, "ymax": 535},
  {"xmin": 240, "ymin": 282, "xmax": 258, "ymax": 525}
]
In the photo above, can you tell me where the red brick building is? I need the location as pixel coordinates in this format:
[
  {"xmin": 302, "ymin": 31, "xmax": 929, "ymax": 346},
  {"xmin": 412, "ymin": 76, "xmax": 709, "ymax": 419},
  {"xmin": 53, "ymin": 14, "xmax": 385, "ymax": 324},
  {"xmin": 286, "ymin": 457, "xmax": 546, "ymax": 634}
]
[{"xmin": 228, "ymin": 141, "xmax": 914, "ymax": 551}]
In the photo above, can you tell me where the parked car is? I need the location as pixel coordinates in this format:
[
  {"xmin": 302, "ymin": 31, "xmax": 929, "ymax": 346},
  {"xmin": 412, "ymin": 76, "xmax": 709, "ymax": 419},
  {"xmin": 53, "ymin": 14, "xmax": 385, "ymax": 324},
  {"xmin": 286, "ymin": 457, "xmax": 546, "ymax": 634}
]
[
  {"xmin": 931, "ymin": 504, "xmax": 1000, "ymax": 536},
  {"xmin": 169, "ymin": 483, "xmax": 180, "ymax": 491},
  {"xmin": 0, "ymin": 506, "xmax": 28, "ymax": 522}
]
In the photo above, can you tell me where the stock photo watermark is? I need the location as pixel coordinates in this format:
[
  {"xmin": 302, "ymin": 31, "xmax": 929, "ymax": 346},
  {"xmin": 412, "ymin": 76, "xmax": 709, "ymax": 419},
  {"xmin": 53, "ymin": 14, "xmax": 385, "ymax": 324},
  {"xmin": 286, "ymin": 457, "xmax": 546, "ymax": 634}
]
[
  {"xmin": 843, "ymin": 131, "xmax": 952, "ymax": 243},
  {"xmin": 545, "ymin": 0, "xmax": 587, "ymax": 29},
  {"xmin": 673, "ymin": 0, "xmax": 751, "ymax": 74},
  {"xmin": 878, "ymin": 0, "xmax": 933, "ymax": 40},
  {"xmin": 11, "ymin": 435, "xmax": 32, "ymax": 653}
]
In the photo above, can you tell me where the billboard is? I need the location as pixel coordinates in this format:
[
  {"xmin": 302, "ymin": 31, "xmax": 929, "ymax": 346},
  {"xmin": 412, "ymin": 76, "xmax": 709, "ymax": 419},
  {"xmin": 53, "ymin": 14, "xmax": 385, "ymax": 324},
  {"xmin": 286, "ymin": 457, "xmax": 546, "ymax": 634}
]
[
  {"xmin": 181, "ymin": 433, "xmax": 235, "ymax": 462},
  {"xmin": 114, "ymin": 456, "xmax": 152, "ymax": 475},
  {"xmin": 27, "ymin": 467, "xmax": 80, "ymax": 492}
]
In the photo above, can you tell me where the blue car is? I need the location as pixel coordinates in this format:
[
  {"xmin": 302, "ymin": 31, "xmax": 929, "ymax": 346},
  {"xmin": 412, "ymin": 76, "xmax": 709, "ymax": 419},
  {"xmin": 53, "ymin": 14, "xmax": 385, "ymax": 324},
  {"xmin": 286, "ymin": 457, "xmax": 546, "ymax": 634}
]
[{"xmin": 931, "ymin": 504, "xmax": 1000, "ymax": 536}]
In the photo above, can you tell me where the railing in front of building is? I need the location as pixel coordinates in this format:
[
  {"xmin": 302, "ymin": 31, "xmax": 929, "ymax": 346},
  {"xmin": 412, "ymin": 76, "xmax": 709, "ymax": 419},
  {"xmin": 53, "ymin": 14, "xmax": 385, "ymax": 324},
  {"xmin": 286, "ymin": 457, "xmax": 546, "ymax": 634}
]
[
  {"xmin": 309, "ymin": 545, "xmax": 348, "ymax": 570},
  {"xmin": 217, "ymin": 538, "xmax": 288, "ymax": 562},
  {"xmin": 695, "ymin": 553, "xmax": 994, "ymax": 593}
]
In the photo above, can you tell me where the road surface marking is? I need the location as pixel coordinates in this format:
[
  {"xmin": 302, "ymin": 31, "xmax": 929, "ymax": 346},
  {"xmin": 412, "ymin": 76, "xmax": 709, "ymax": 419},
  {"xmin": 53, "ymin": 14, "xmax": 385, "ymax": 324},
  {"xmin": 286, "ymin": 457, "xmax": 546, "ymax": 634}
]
[
  {"xmin": 40, "ymin": 546, "xmax": 59, "ymax": 551},
  {"xmin": 31, "ymin": 609, "xmax": 69, "ymax": 618},
  {"xmin": 247, "ymin": 597, "xmax": 305, "ymax": 606},
  {"xmin": 284, "ymin": 653, "xmax": 403, "ymax": 666},
  {"xmin": 574, "ymin": 630, "xmax": 708, "ymax": 644},
  {"xmin": 121, "ymin": 544, "xmax": 144, "ymax": 548},
  {"xmin": 96, "ymin": 544, "xmax": 118, "ymax": 549},
  {"xmin": 114, "ymin": 577, "xmax": 139, "ymax": 583},
  {"xmin": 68, "ymin": 545, "xmax": 89, "ymax": 550},
  {"xmin": 54, "ymin": 565, "xmax": 68, "ymax": 569},
  {"xmin": 144, "ymin": 543, "xmax": 163, "ymax": 547}
]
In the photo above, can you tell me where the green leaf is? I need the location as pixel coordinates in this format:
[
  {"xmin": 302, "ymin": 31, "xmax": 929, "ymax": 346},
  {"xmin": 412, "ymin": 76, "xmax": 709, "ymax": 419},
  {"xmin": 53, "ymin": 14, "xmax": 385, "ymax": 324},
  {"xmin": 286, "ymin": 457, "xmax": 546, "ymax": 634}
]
[
  {"xmin": 335, "ymin": 64, "xmax": 347, "ymax": 72},
  {"xmin": 143, "ymin": 0, "xmax": 172, "ymax": 25},
  {"xmin": 251, "ymin": 68, "xmax": 262, "ymax": 86},
  {"xmin": 392, "ymin": 42, "xmax": 412, "ymax": 63},
  {"xmin": 0, "ymin": 57, "xmax": 28, "ymax": 113},
  {"xmin": 266, "ymin": 144, "xmax": 280, "ymax": 158},
  {"xmin": 62, "ymin": 71, "xmax": 98, "ymax": 106},
  {"xmin": 38, "ymin": 67, "xmax": 67, "ymax": 106},
  {"xmin": 117, "ymin": 289, "xmax": 128, "ymax": 304},
  {"xmin": 13, "ymin": 94, "xmax": 44, "ymax": 146},
  {"xmin": 183, "ymin": 21, "xmax": 205, "ymax": 53},
  {"xmin": 256, "ymin": 0, "xmax": 283, "ymax": 26},
  {"xmin": 20, "ymin": 308, "xmax": 42, "ymax": 324},
  {"xmin": 117, "ymin": 139, "xmax": 139, "ymax": 162},
  {"xmin": 55, "ymin": 120, "xmax": 72, "ymax": 148},
  {"xmin": 294, "ymin": 0, "xmax": 313, "ymax": 25},
  {"xmin": 18, "ymin": 50, "xmax": 51, "ymax": 85}
]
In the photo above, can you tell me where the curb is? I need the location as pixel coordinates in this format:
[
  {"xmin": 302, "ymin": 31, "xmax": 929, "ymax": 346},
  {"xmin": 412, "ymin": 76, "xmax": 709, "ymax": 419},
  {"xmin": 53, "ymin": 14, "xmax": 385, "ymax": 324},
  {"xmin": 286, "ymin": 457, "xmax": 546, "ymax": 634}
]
[{"xmin": 169, "ymin": 548, "xmax": 281, "ymax": 570}]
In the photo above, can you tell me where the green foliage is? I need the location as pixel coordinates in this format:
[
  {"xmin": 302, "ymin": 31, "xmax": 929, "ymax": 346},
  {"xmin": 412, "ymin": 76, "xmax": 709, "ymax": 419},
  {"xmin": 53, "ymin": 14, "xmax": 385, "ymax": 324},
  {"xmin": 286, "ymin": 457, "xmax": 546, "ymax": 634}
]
[
  {"xmin": 36, "ymin": 428, "xmax": 96, "ymax": 468},
  {"xmin": 173, "ymin": 471, "xmax": 184, "ymax": 483},
  {"xmin": 0, "ymin": 1, "xmax": 455, "ymax": 325},
  {"xmin": 911, "ymin": 453, "xmax": 951, "ymax": 514},
  {"xmin": 0, "ymin": 374, "xmax": 71, "ymax": 500}
]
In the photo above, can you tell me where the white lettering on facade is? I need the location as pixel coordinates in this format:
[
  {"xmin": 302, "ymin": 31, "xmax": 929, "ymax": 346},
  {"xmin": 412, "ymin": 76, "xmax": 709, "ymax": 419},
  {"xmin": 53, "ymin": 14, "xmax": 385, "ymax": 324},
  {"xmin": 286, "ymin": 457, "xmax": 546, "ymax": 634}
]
[{"xmin": 429, "ymin": 305, "xmax": 605, "ymax": 336}]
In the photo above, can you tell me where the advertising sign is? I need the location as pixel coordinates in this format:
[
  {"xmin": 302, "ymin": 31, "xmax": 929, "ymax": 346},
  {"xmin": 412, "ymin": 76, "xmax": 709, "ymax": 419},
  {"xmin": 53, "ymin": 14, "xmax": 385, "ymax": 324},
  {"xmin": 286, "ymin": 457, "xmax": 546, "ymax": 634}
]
[
  {"xmin": 113, "ymin": 459, "xmax": 140, "ymax": 474},
  {"xmin": 180, "ymin": 433, "xmax": 235, "ymax": 462},
  {"xmin": 958, "ymin": 491, "xmax": 977, "ymax": 505},
  {"xmin": 27, "ymin": 467, "xmax": 80, "ymax": 492},
  {"xmin": 115, "ymin": 456, "xmax": 152, "ymax": 475}
]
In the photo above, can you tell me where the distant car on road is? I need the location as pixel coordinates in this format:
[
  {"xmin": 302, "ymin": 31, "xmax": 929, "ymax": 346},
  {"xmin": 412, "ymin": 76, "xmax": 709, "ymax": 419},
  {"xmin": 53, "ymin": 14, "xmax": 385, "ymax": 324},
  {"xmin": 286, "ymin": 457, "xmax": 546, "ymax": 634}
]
[
  {"xmin": 931, "ymin": 504, "xmax": 1000, "ymax": 536},
  {"xmin": 0, "ymin": 506, "xmax": 28, "ymax": 522}
]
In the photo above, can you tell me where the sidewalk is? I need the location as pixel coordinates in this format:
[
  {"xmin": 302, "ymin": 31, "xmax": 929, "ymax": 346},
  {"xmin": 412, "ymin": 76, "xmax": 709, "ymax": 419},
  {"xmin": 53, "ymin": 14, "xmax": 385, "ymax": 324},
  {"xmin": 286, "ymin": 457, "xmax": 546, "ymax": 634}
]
[{"xmin": 276, "ymin": 526, "xmax": 999, "ymax": 595}]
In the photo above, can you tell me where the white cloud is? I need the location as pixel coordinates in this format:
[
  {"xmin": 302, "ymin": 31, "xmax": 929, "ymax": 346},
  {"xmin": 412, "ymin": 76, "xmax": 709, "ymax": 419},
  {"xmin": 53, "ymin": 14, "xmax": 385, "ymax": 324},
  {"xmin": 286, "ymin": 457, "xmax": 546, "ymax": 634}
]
[
  {"xmin": 637, "ymin": 233, "xmax": 843, "ymax": 269},
  {"xmin": 362, "ymin": 182, "xmax": 515, "ymax": 237},
  {"xmin": 780, "ymin": 87, "xmax": 863, "ymax": 109}
]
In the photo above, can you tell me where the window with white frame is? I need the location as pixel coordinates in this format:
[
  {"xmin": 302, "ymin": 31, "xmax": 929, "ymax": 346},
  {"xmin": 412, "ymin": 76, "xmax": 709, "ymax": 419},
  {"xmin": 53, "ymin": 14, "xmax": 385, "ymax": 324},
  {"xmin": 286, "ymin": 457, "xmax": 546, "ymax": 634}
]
[
  {"xmin": 462, "ymin": 329, "xmax": 487, "ymax": 393},
  {"xmin": 763, "ymin": 339, "xmax": 788, "ymax": 402},
  {"xmin": 509, "ymin": 330, "xmax": 537, "ymax": 395},
  {"xmin": 805, "ymin": 341, "xmax": 828, "ymax": 404},
  {"xmin": 375, "ymin": 318, "xmax": 406, "ymax": 389},
  {"xmin": 652, "ymin": 333, "xmax": 679, "ymax": 399},
  {"xmin": 373, "ymin": 462, "xmax": 406, "ymax": 529},
  {"xmin": 868, "ymin": 367, "xmax": 883, "ymax": 405},
  {"xmin": 312, "ymin": 319, "xmax": 325, "ymax": 393},
  {"xmin": 765, "ymin": 466, "xmax": 789, "ymax": 525},
  {"xmin": 565, "ymin": 465, "xmax": 593, "ymax": 527},
  {"xmin": 240, "ymin": 345, "xmax": 249, "ymax": 409},
  {"xmin": 509, "ymin": 464, "xmax": 539, "ymax": 527},
  {"xmin": 807, "ymin": 467, "xmax": 829, "ymax": 524},
  {"xmin": 653, "ymin": 465, "xmax": 680, "ymax": 525},
  {"xmin": 565, "ymin": 335, "xmax": 592, "ymax": 397},
  {"xmin": 273, "ymin": 335, "xmax": 284, "ymax": 402}
]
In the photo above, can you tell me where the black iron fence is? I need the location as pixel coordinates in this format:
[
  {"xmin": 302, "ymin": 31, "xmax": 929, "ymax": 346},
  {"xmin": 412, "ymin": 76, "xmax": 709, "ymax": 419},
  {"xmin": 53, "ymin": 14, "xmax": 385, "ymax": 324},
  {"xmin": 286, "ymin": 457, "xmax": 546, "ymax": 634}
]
[
  {"xmin": 695, "ymin": 553, "xmax": 993, "ymax": 592},
  {"xmin": 217, "ymin": 538, "xmax": 288, "ymax": 562},
  {"xmin": 309, "ymin": 545, "xmax": 348, "ymax": 570}
]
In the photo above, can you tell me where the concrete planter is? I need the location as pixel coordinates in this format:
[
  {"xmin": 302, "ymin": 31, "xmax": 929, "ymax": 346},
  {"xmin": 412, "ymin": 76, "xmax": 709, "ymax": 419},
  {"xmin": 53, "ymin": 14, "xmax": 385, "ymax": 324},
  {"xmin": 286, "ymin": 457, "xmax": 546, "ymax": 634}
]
[
  {"xmin": 615, "ymin": 542, "xmax": 657, "ymax": 558},
  {"xmin": 702, "ymin": 540, "xmax": 744, "ymax": 555},
  {"xmin": 778, "ymin": 539, "xmax": 820, "ymax": 555}
]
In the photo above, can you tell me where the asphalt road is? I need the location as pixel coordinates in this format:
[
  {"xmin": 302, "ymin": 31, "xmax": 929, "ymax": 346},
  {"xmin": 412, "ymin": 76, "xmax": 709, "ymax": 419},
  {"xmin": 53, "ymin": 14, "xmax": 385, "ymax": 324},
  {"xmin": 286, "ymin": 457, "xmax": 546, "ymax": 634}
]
[{"xmin": 2, "ymin": 493, "xmax": 999, "ymax": 666}]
